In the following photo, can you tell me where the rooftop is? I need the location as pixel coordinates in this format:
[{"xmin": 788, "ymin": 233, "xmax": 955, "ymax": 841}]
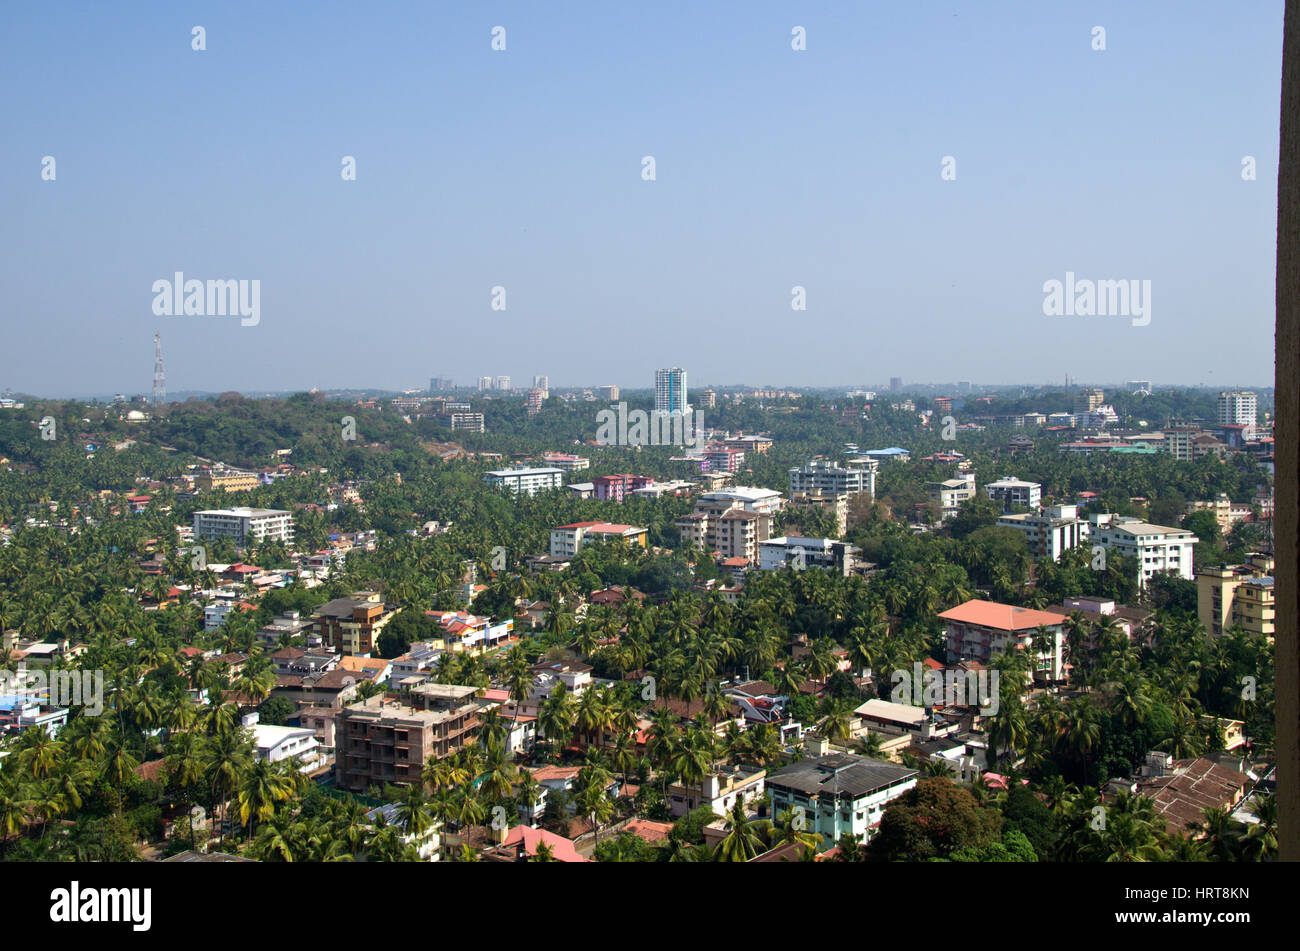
[
  {"xmin": 938, "ymin": 599, "xmax": 1068, "ymax": 632},
  {"xmin": 767, "ymin": 754, "xmax": 918, "ymax": 799}
]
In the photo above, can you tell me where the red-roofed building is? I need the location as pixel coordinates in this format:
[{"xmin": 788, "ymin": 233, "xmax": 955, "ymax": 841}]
[
  {"xmin": 484, "ymin": 826, "xmax": 590, "ymax": 863},
  {"xmin": 938, "ymin": 600, "xmax": 1068, "ymax": 684}
]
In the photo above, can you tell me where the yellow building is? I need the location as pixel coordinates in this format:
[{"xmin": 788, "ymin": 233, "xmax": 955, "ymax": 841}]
[
  {"xmin": 1197, "ymin": 553, "xmax": 1274, "ymax": 639},
  {"xmin": 1186, "ymin": 493, "xmax": 1234, "ymax": 534},
  {"xmin": 197, "ymin": 469, "xmax": 261, "ymax": 493}
]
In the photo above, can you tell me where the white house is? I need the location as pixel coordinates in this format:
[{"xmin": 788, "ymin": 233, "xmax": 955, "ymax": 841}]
[{"xmin": 251, "ymin": 721, "xmax": 321, "ymax": 770}]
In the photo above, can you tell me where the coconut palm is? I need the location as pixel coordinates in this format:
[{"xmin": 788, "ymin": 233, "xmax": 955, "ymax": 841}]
[{"xmin": 714, "ymin": 801, "xmax": 772, "ymax": 862}]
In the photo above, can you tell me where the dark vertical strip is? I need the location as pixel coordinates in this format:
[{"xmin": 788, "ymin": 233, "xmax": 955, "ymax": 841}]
[{"xmin": 1275, "ymin": 0, "xmax": 1299, "ymax": 863}]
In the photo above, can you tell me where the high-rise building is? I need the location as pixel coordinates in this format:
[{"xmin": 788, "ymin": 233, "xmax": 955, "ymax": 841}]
[
  {"xmin": 429, "ymin": 377, "xmax": 451, "ymax": 392},
  {"xmin": 1073, "ymin": 388, "xmax": 1105, "ymax": 415},
  {"xmin": 655, "ymin": 367, "xmax": 689, "ymax": 415},
  {"xmin": 527, "ymin": 388, "xmax": 545, "ymax": 416},
  {"xmin": 532, "ymin": 375, "xmax": 549, "ymax": 398},
  {"xmin": 597, "ymin": 385, "xmax": 620, "ymax": 401},
  {"xmin": 494, "ymin": 376, "xmax": 512, "ymax": 391},
  {"xmin": 477, "ymin": 376, "xmax": 493, "ymax": 391},
  {"xmin": 698, "ymin": 389, "xmax": 716, "ymax": 409},
  {"xmin": 890, "ymin": 377, "xmax": 903, "ymax": 391},
  {"xmin": 1218, "ymin": 390, "xmax": 1257, "ymax": 427},
  {"xmin": 1126, "ymin": 380, "xmax": 1152, "ymax": 394}
]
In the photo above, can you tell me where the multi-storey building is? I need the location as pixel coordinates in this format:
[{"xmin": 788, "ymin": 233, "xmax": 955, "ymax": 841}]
[
  {"xmin": 1186, "ymin": 493, "xmax": 1235, "ymax": 533},
  {"xmin": 927, "ymin": 472, "xmax": 977, "ymax": 520},
  {"xmin": 1218, "ymin": 390, "xmax": 1257, "ymax": 433},
  {"xmin": 676, "ymin": 508, "xmax": 770, "ymax": 564},
  {"xmin": 532, "ymin": 376, "xmax": 548, "ymax": 397},
  {"xmin": 192, "ymin": 507, "xmax": 293, "ymax": 547},
  {"xmin": 1164, "ymin": 426, "xmax": 1201, "ymax": 462},
  {"xmin": 313, "ymin": 592, "xmax": 400, "ymax": 656},
  {"xmin": 483, "ymin": 467, "xmax": 564, "ymax": 495},
  {"xmin": 938, "ymin": 600, "xmax": 1069, "ymax": 683},
  {"xmin": 758, "ymin": 537, "xmax": 860, "ymax": 576},
  {"xmin": 695, "ymin": 487, "xmax": 785, "ymax": 516},
  {"xmin": 766, "ymin": 754, "xmax": 918, "ymax": 848},
  {"xmin": 654, "ymin": 367, "xmax": 689, "ymax": 415},
  {"xmin": 983, "ymin": 477, "xmax": 1041, "ymax": 513},
  {"xmin": 1073, "ymin": 387, "xmax": 1105, "ymax": 415},
  {"xmin": 1089, "ymin": 515, "xmax": 1198, "ymax": 588},
  {"xmin": 789, "ymin": 457, "xmax": 877, "ymax": 498},
  {"xmin": 592, "ymin": 473, "xmax": 655, "ymax": 501},
  {"xmin": 440, "ymin": 411, "xmax": 485, "ymax": 432},
  {"xmin": 426, "ymin": 610, "xmax": 514, "ymax": 653},
  {"xmin": 196, "ymin": 467, "xmax": 260, "ymax": 493},
  {"xmin": 334, "ymin": 685, "xmax": 485, "ymax": 791},
  {"xmin": 787, "ymin": 490, "xmax": 848, "ymax": 536},
  {"xmin": 539, "ymin": 452, "xmax": 590, "ymax": 472},
  {"xmin": 1197, "ymin": 553, "xmax": 1275, "ymax": 639},
  {"xmin": 675, "ymin": 487, "xmax": 784, "ymax": 563},
  {"xmin": 704, "ymin": 447, "xmax": 744, "ymax": 473},
  {"xmin": 597, "ymin": 385, "xmax": 620, "ymax": 401},
  {"xmin": 549, "ymin": 521, "xmax": 649, "ymax": 557},
  {"xmin": 527, "ymin": 388, "xmax": 544, "ymax": 416},
  {"xmin": 697, "ymin": 389, "xmax": 716, "ymax": 409},
  {"xmin": 997, "ymin": 504, "xmax": 1090, "ymax": 561}
]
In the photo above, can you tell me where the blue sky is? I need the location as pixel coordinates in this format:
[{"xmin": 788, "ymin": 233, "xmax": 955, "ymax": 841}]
[{"xmin": 0, "ymin": 1, "xmax": 1284, "ymax": 396}]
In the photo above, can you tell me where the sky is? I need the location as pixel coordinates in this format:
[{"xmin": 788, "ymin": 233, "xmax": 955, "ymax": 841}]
[{"xmin": 0, "ymin": 1, "xmax": 1285, "ymax": 397}]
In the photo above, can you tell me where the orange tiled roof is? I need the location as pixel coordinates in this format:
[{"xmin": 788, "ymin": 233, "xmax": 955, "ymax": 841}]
[{"xmin": 937, "ymin": 600, "xmax": 1068, "ymax": 632}]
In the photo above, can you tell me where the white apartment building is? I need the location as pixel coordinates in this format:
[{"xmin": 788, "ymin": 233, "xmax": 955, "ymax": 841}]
[
  {"xmin": 484, "ymin": 467, "xmax": 564, "ymax": 495},
  {"xmin": 997, "ymin": 504, "xmax": 1090, "ymax": 561},
  {"xmin": 697, "ymin": 487, "xmax": 785, "ymax": 516},
  {"xmin": 1218, "ymin": 390, "xmax": 1257, "ymax": 427},
  {"xmin": 928, "ymin": 472, "xmax": 977, "ymax": 520},
  {"xmin": 984, "ymin": 477, "xmax": 1042, "ymax": 513},
  {"xmin": 788, "ymin": 457, "xmax": 877, "ymax": 498},
  {"xmin": 193, "ymin": 507, "xmax": 294, "ymax": 547},
  {"xmin": 758, "ymin": 536, "xmax": 860, "ymax": 576},
  {"xmin": 1089, "ymin": 514, "xmax": 1199, "ymax": 587}
]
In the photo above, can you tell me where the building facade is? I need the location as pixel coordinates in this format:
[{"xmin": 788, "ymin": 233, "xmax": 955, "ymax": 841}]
[
  {"xmin": 654, "ymin": 367, "xmax": 689, "ymax": 415},
  {"xmin": 484, "ymin": 467, "xmax": 564, "ymax": 495},
  {"xmin": 983, "ymin": 477, "xmax": 1042, "ymax": 513},
  {"xmin": 192, "ymin": 507, "xmax": 293, "ymax": 547}
]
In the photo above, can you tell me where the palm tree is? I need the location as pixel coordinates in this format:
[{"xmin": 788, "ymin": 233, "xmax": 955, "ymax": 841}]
[
  {"xmin": 714, "ymin": 801, "xmax": 772, "ymax": 862},
  {"xmin": 237, "ymin": 759, "xmax": 298, "ymax": 835},
  {"xmin": 394, "ymin": 784, "xmax": 438, "ymax": 849},
  {"xmin": 815, "ymin": 698, "xmax": 856, "ymax": 745},
  {"xmin": 202, "ymin": 729, "xmax": 253, "ymax": 847}
]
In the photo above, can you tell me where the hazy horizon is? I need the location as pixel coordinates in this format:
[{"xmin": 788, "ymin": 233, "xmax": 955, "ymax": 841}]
[{"xmin": 1, "ymin": 1, "xmax": 1283, "ymax": 394}]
